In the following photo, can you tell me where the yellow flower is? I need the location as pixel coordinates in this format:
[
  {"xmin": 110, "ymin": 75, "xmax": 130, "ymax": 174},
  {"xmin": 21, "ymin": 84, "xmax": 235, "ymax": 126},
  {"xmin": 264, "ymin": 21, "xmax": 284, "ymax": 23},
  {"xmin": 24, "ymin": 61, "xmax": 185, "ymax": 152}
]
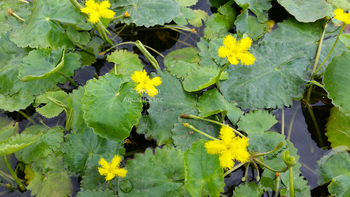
[
  {"xmin": 131, "ymin": 70, "xmax": 162, "ymax": 97},
  {"xmin": 334, "ymin": 8, "xmax": 350, "ymax": 24},
  {"xmin": 205, "ymin": 124, "xmax": 250, "ymax": 169},
  {"xmin": 81, "ymin": 0, "xmax": 115, "ymax": 24},
  {"xmin": 218, "ymin": 35, "xmax": 255, "ymax": 65},
  {"xmin": 98, "ymin": 155, "xmax": 127, "ymax": 181}
]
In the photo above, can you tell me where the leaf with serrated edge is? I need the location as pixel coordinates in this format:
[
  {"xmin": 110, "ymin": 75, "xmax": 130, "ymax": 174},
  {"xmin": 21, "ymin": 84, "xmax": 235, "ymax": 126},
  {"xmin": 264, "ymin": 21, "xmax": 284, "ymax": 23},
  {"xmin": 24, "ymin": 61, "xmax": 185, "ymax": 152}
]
[
  {"xmin": 184, "ymin": 140, "xmax": 224, "ymax": 197},
  {"xmin": 34, "ymin": 90, "xmax": 68, "ymax": 118},
  {"xmin": 233, "ymin": 182, "xmax": 264, "ymax": 197},
  {"xmin": 0, "ymin": 133, "xmax": 39, "ymax": 156},
  {"xmin": 77, "ymin": 188, "xmax": 116, "ymax": 197},
  {"xmin": 107, "ymin": 50, "xmax": 144, "ymax": 78},
  {"xmin": 0, "ymin": 93, "xmax": 34, "ymax": 112},
  {"xmin": 203, "ymin": 13, "xmax": 234, "ymax": 40},
  {"xmin": 221, "ymin": 41, "xmax": 309, "ymax": 109},
  {"xmin": 235, "ymin": 0, "xmax": 272, "ymax": 23},
  {"xmin": 238, "ymin": 110, "xmax": 277, "ymax": 135},
  {"xmin": 137, "ymin": 71, "xmax": 197, "ymax": 145},
  {"xmin": 15, "ymin": 126, "xmax": 64, "ymax": 163},
  {"xmin": 325, "ymin": 106, "xmax": 350, "ymax": 147},
  {"xmin": 234, "ymin": 9, "xmax": 269, "ymax": 41},
  {"xmin": 82, "ymin": 73, "xmax": 142, "ymax": 142},
  {"xmin": 197, "ymin": 89, "xmax": 242, "ymax": 124},
  {"xmin": 0, "ymin": 118, "xmax": 18, "ymax": 143},
  {"xmin": 118, "ymin": 147, "xmax": 186, "ymax": 196},
  {"xmin": 188, "ymin": 10, "xmax": 208, "ymax": 27},
  {"xmin": 248, "ymin": 132, "xmax": 285, "ymax": 154},
  {"xmin": 111, "ymin": 0, "xmax": 180, "ymax": 27}
]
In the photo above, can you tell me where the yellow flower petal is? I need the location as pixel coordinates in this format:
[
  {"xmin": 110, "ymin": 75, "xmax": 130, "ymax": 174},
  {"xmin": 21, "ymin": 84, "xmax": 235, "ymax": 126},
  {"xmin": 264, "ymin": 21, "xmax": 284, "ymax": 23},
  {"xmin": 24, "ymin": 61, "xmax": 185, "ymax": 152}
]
[
  {"xmin": 238, "ymin": 52, "xmax": 255, "ymax": 65},
  {"xmin": 98, "ymin": 155, "xmax": 127, "ymax": 181},
  {"xmin": 219, "ymin": 151, "xmax": 235, "ymax": 169},
  {"xmin": 81, "ymin": 0, "xmax": 115, "ymax": 24},
  {"xmin": 150, "ymin": 77, "xmax": 162, "ymax": 86},
  {"xmin": 218, "ymin": 35, "xmax": 255, "ymax": 65},
  {"xmin": 115, "ymin": 168, "xmax": 128, "ymax": 178},
  {"xmin": 205, "ymin": 140, "xmax": 225, "ymax": 154},
  {"xmin": 131, "ymin": 70, "xmax": 162, "ymax": 97}
]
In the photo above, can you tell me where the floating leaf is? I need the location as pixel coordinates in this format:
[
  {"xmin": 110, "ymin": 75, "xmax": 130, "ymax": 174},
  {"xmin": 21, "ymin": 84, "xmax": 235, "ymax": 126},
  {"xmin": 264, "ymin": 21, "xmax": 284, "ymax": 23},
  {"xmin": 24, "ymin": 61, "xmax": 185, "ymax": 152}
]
[
  {"xmin": 0, "ymin": 0, "xmax": 32, "ymax": 32},
  {"xmin": 235, "ymin": 0, "xmax": 272, "ymax": 23},
  {"xmin": 329, "ymin": 0, "xmax": 350, "ymax": 10},
  {"xmin": 197, "ymin": 89, "xmax": 242, "ymax": 124},
  {"xmin": 165, "ymin": 60, "xmax": 199, "ymax": 79},
  {"xmin": 118, "ymin": 147, "xmax": 186, "ymax": 196},
  {"xmin": 63, "ymin": 128, "xmax": 125, "ymax": 173},
  {"xmin": 0, "ymin": 118, "xmax": 18, "ymax": 143},
  {"xmin": 197, "ymin": 38, "xmax": 217, "ymax": 67},
  {"xmin": 248, "ymin": 132, "xmax": 285, "ymax": 154},
  {"xmin": 15, "ymin": 126, "xmax": 64, "ymax": 163},
  {"xmin": 107, "ymin": 50, "xmax": 144, "ymax": 78},
  {"xmin": 176, "ymin": 0, "xmax": 198, "ymax": 6},
  {"xmin": 233, "ymin": 182, "xmax": 264, "ymax": 197},
  {"xmin": 173, "ymin": 7, "xmax": 195, "ymax": 26},
  {"xmin": 80, "ymin": 166, "xmax": 106, "ymax": 191},
  {"xmin": 34, "ymin": 90, "xmax": 68, "ymax": 118},
  {"xmin": 10, "ymin": 0, "xmax": 83, "ymax": 48},
  {"xmin": 188, "ymin": 9, "xmax": 208, "ymax": 27},
  {"xmin": 82, "ymin": 73, "xmax": 142, "ymax": 142},
  {"xmin": 208, "ymin": 36, "xmax": 228, "ymax": 66},
  {"xmin": 137, "ymin": 71, "xmax": 197, "ymax": 145},
  {"xmin": 184, "ymin": 140, "xmax": 224, "ymax": 197},
  {"xmin": 221, "ymin": 41, "xmax": 309, "ymax": 109},
  {"xmin": 78, "ymin": 36, "xmax": 103, "ymax": 67},
  {"xmin": 26, "ymin": 151, "xmax": 73, "ymax": 197},
  {"xmin": 0, "ymin": 93, "xmax": 34, "ymax": 112},
  {"xmin": 172, "ymin": 110, "xmax": 221, "ymax": 151},
  {"xmin": 324, "ymin": 51, "xmax": 350, "ymax": 115},
  {"xmin": 68, "ymin": 87, "xmax": 86, "ymax": 132},
  {"xmin": 203, "ymin": 13, "xmax": 234, "ymax": 40},
  {"xmin": 111, "ymin": 0, "xmax": 180, "ymax": 27},
  {"xmin": 276, "ymin": 0, "xmax": 332, "ymax": 22},
  {"xmin": 66, "ymin": 25, "xmax": 91, "ymax": 46},
  {"xmin": 237, "ymin": 110, "xmax": 277, "ymax": 134},
  {"xmin": 325, "ymin": 106, "xmax": 350, "ymax": 148},
  {"xmin": 279, "ymin": 171, "xmax": 310, "ymax": 197},
  {"xmin": 19, "ymin": 47, "xmax": 65, "ymax": 82},
  {"xmin": 0, "ymin": 133, "xmax": 39, "ymax": 156},
  {"xmin": 164, "ymin": 47, "xmax": 200, "ymax": 64},
  {"xmin": 234, "ymin": 9, "xmax": 269, "ymax": 41},
  {"xmin": 328, "ymin": 174, "xmax": 350, "ymax": 197},
  {"xmin": 77, "ymin": 189, "xmax": 116, "ymax": 197}
]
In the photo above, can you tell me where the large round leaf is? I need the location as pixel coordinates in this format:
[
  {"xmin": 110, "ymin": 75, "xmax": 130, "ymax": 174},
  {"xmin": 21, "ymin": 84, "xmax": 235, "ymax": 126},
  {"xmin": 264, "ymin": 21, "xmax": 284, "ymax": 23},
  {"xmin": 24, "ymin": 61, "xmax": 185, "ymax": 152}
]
[
  {"xmin": 118, "ymin": 147, "xmax": 186, "ymax": 196},
  {"xmin": 82, "ymin": 73, "xmax": 142, "ymax": 142},
  {"xmin": 221, "ymin": 41, "xmax": 309, "ymax": 109},
  {"xmin": 0, "ymin": 133, "xmax": 40, "ymax": 156},
  {"xmin": 184, "ymin": 140, "xmax": 224, "ymax": 197},
  {"xmin": 107, "ymin": 50, "xmax": 143, "ymax": 78},
  {"xmin": 324, "ymin": 51, "xmax": 350, "ymax": 115},
  {"xmin": 237, "ymin": 110, "xmax": 277, "ymax": 135},
  {"xmin": 111, "ymin": 0, "xmax": 180, "ymax": 27}
]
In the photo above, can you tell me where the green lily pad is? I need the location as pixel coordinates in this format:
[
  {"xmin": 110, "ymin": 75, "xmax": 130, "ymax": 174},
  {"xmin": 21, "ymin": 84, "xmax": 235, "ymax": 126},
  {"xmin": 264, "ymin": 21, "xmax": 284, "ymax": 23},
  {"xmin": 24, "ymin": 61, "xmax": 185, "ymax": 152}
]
[
  {"xmin": 137, "ymin": 71, "xmax": 197, "ymax": 145},
  {"xmin": 10, "ymin": 0, "xmax": 83, "ymax": 48},
  {"xmin": 66, "ymin": 25, "xmax": 91, "ymax": 46},
  {"xmin": 234, "ymin": 9, "xmax": 269, "ymax": 41},
  {"xmin": 77, "ymin": 189, "xmax": 116, "ymax": 197},
  {"xmin": 324, "ymin": 51, "xmax": 350, "ymax": 115},
  {"xmin": 188, "ymin": 9, "xmax": 208, "ymax": 27},
  {"xmin": 63, "ymin": 128, "xmax": 125, "ymax": 173},
  {"xmin": 15, "ymin": 126, "xmax": 64, "ymax": 163},
  {"xmin": 165, "ymin": 60, "xmax": 199, "ymax": 79},
  {"xmin": 276, "ymin": 0, "xmax": 332, "ymax": 22},
  {"xmin": 208, "ymin": 36, "xmax": 229, "ymax": 66},
  {"xmin": 184, "ymin": 140, "xmax": 224, "ymax": 197},
  {"xmin": 78, "ymin": 36, "xmax": 103, "ymax": 67},
  {"xmin": 197, "ymin": 38, "xmax": 217, "ymax": 67},
  {"xmin": 26, "ymin": 151, "xmax": 73, "ymax": 197},
  {"xmin": 118, "ymin": 147, "xmax": 186, "ymax": 196},
  {"xmin": 0, "ymin": 133, "xmax": 39, "ymax": 156},
  {"xmin": 235, "ymin": 0, "xmax": 272, "ymax": 23},
  {"xmin": 237, "ymin": 110, "xmax": 278, "ymax": 134},
  {"xmin": 325, "ymin": 106, "xmax": 350, "ymax": 148},
  {"xmin": 0, "ymin": 22, "xmax": 10, "ymax": 36},
  {"xmin": 248, "ymin": 132, "xmax": 285, "ymax": 154},
  {"xmin": 19, "ymin": 47, "xmax": 65, "ymax": 82},
  {"xmin": 82, "ymin": 73, "xmax": 142, "ymax": 142},
  {"xmin": 173, "ymin": 7, "xmax": 195, "ymax": 26},
  {"xmin": 107, "ymin": 50, "xmax": 144, "ymax": 78},
  {"xmin": 0, "ymin": 93, "xmax": 34, "ymax": 112},
  {"xmin": 0, "ymin": 118, "xmax": 18, "ymax": 142},
  {"xmin": 164, "ymin": 47, "xmax": 200, "ymax": 64},
  {"xmin": 203, "ymin": 13, "xmax": 234, "ymax": 40},
  {"xmin": 221, "ymin": 41, "xmax": 309, "ymax": 109},
  {"xmin": 197, "ymin": 89, "xmax": 243, "ymax": 124},
  {"xmin": 233, "ymin": 182, "xmax": 264, "ymax": 197},
  {"xmin": 34, "ymin": 90, "xmax": 69, "ymax": 118},
  {"xmin": 111, "ymin": 0, "xmax": 180, "ymax": 27},
  {"xmin": 172, "ymin": 110, "xmax": 221, "ymax": 151},
  {"xmin": 68, "ymin": 87, "xmax": 86, "ymax": 133}
]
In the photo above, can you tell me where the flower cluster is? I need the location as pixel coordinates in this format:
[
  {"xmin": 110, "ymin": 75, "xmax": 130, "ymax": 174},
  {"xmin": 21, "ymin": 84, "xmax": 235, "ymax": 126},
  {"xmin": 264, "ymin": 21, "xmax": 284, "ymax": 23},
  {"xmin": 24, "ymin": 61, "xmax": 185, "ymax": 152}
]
[
  {"xmin": 218, "ymin": 35, "xmax": 255, "ymax": 65},
  {"xmin": 131, "ymin": 70, "xmax": 162, "ymax": 97},
  {"xmin": 98, "ymin": 155, "xmax": 127, "ymax": 181},
  {"xmin": 81, "ymin": 0, "xmax": 115, "ymax": 24},
  {"xmin": 205, "ymin": 125, "xmax": 250, "ymax": 169},
  {"xmin": 334, "ymin": 8, "xmax": 350, "ymax": 24}
]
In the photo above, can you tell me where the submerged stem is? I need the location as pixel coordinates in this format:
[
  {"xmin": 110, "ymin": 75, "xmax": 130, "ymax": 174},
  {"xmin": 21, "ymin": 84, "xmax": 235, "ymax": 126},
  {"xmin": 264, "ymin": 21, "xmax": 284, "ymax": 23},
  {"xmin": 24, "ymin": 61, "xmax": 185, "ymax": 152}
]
[
  {"xmin": 223, "ymin": 162, "xmax": 245, "ymax": 177},
  {"xmin": 57, "ymin": 71, "xmax": 77, "ymax": 86},
  {"xmin": 4, "ymin": 155, "xmax": 26, "ymax": 192}
]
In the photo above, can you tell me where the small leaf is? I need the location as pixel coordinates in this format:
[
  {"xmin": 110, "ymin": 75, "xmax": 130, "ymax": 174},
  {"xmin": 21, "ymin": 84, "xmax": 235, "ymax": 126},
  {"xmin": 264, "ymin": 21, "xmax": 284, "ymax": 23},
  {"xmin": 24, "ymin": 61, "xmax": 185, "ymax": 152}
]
[
  {"xmin": 107, "ymin": 50, "xmax": 144, "ymax": 78},
  {"xmin": 184, "ymin": 140, "xmax": 224, "ymax": 197},
  {"xmin": 118, "ymin": 147, "xmax": 186, "ymax": 196},
  {"xmin": 188, "ymin": 9, "xmax": 208, "ymax": 27},
  {"xmin": 66, "ymin": 25, "xmax": 91, "ymax": 45},
  {"xmin": 234, "ymin": 9, "xmax": 269, "ymax": 41},
  {"xmin": 82, "ymin": 74, "xmax": 142, "ymax": 142},
  {"xmin": 34, "ymin": 90, "xmax": 69, "ymax": 118},
  {"xmin": 235, "ymin": 0, "xmax": 272, "ymax": 22},
  {"xmin": 164, "ymin": 47, "xmax": 200, "ymax": 64},
  {"xmin": 233, "ymin": 182, "xmax": 264, "ymax": 197},
  {"xmin": 248, "ymin": 132, "xmax": 285, "ymax": 154},
  {"xmin": 76, "ymin": 189, "xmax": 116, "ymax": 197},
  {"xmin": 197, "ymin": 89, "xmax": 243, "ymax": 124},
  {"xmin": 0, "ymin": 93, "xmax": 34, "ymax": 112},
  {"xmin": 237, "ymin": 110, "xmax": 278, "ymax": 134},
  {"xmin": 197, "ymin": 38, "xmax": 217, "ymax": 67},
  {"xmin": 203, "ymin": 13, "xmax": 234, "ymax": 40},
  {"xmin": 0, "ymin": 133, "xmax": 40, "ymax": 156},
  {"xmin": 112, "ymin": 0, "xmax": 180, "ymax": 27},
  {"xmin": 325, "ymin": 106, "xmax": 350, "ymax": 148},
  {"xmin": 173, "ymin": 7, "xmax": 195, "ymax": 26},
  {"xmin": 328, "ymin": 173, "xmax": 350, "ymax": 197},
  {"xmin": 0, "ymin": 119, "xmax": 19, "ymax": 143}
]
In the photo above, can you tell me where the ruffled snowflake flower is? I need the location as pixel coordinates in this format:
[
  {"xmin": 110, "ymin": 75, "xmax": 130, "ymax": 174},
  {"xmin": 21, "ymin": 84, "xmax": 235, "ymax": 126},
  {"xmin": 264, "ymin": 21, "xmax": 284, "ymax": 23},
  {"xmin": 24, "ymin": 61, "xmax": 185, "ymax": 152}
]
[
  {"xmin": 98, "ymin": 155, "xmax": 127, "ymax": 181},
  {"xmin": 81, "ymin": 0, "xmax": 115, "ymax": 24},
  {"xmin": 131, "ymin": 70, "xmax": 162, "ymax": 97},
  {"xmin": 205, "ymin": 124, "xmax": 250, "ymax": 169},
  {"xmin": 218, "ymin": 35, "xmax": 255, "ymax": 65},
  {"xmin": 334, "ymin": 8, "xmax": 350, "ymax": 24}
]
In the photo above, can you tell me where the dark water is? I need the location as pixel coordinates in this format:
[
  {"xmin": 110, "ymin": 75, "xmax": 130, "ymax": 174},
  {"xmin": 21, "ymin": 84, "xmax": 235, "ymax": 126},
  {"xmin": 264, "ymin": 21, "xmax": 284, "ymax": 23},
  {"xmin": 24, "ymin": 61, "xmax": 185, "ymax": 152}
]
[{"xmin": 0, "ymin": 0, "xmax": 333, "ymax": 196}]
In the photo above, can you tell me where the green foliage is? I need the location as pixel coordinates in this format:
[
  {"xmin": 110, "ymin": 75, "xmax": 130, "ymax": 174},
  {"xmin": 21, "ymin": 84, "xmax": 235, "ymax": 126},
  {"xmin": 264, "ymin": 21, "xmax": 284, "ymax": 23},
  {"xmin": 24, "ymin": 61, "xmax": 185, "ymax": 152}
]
[
  {"xmin": 82, "ymin": 73, "xmax": 143, "ymax": 142},
  {"xmin": 0, "ymin": 93, "xmax": 34, "ymax": 112},
  {"xmin": 237, "ymin": 110, "xmax": 277, "ymax": 134},
  {"xmin": 184, "ymin": 140, "xmax": 224, "ymax": 197},
  {"xmin": 0, "ymin": 133, "xmax": 40, "ymax": 156},
  {"xmin": 77, "ymin": 189, "xmax": 116, "ymax": 197},
  {"xmin": 107, "ymin": 50, "xmax": 144, "ymax": 78},
  {"xmin": 111, "ymin": 0, "xmax": 180, "ymax": 27},
  {"xmin": 234, "ymin": 9, "xmax": 269, "ymax": 41},
  {"xmin": 188, "ymin": 10, "xmax": 208, "ymax": 27},
  {"xmin": 326, "ymin": 106, "xmax": 350, "ymax": 147},
  {"xmin": 34, "ymin": 90, "xmax": 69, "ymax": 118},
  {"xmin": 118, "ymin": 147, "xmax": 186, "ymax": 196},
  {"xmin": 233, "ymin": 182, "xmax": 264, "ymax": 197},
  {"xmin": 235, "ymin": 0, "xmax": 272, "ymax": 23},
  {"xmin": 0, "ymin": 118, "xmax": 18, "ymax": 142}
]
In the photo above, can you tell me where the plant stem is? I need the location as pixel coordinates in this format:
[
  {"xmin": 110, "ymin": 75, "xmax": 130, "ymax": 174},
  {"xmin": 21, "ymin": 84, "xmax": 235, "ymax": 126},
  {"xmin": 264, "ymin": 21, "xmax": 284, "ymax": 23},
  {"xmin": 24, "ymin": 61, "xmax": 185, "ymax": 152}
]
[
  {"xmin": 4, "ymin": 155, "xmax": 25, "ymax": 192},
  {"xmin": 307, "ymin": 80, "xmax": 324, "ymax": 88},
  {"xmin": 252, "ymin": 142, "xmax": 284, "ymax": 157},
  {"xmin": 251, "ymin": 160, "xmax": 260, "ymax": 181},
  {"xmin": 68, "ymin": 0, "xmax": 83, "ymax": 9},
  {"xmin": 287, "ymin": 104, "xmax": 299, "ymax": 141},
  {"xmin": 18, "ymin": 110, "xmax": 36, "ymax": 125},
  {"xmin": 253, "ymin": 158, "xmax": 288, "ymax": 173},
  {"xmin": 242, "ymin": 162, "xmax": 250, "ymax": 182},
  {"xmin": 111, "ymin": 14, "xmax": 126, "ymax": 22},
  {"xmin": 216, "ymin": 62, "xmax": 230, "ymax": 90},
  {"xmin": 223, "ymin": 162, "xmax": 245, "ymax": 177},
  {"xmin": 135, "ymin": 40, "xmax": 160, "ymax": 70},
  {"xmin": 18, "ymin": 0, "xmax": 29, "ymax": 4},
  {"xmin": 57, "ymin": 71, "xmax": 77, "ymax": 86},
  {"xmin": 311, "ymin": 22, "xmax": 328, "ymax": 75},
  {"xmin": 183, "ymin": 123, "xmax": 219, "ymax": 141},
  {"xmin": 314, "ymin": 24, "xmax": 346, "ymax": 75},
  {"xmin": 281, "ymin": 107, "xmax": 285, "ymax": 135},
  {"xmin": 275, "ymin": 173, "xmax": 280, "ymax": 197},
  {"xmin": 8, "ymin": 9, "xmax": 25, "ymax": 22},
  {"xmin": 288, "ymin": 166, "xmax": 294, "ymax": 197},
  {"xmin": 180, "ymin": 114, "xmax": 246, "ymax": 138}
]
